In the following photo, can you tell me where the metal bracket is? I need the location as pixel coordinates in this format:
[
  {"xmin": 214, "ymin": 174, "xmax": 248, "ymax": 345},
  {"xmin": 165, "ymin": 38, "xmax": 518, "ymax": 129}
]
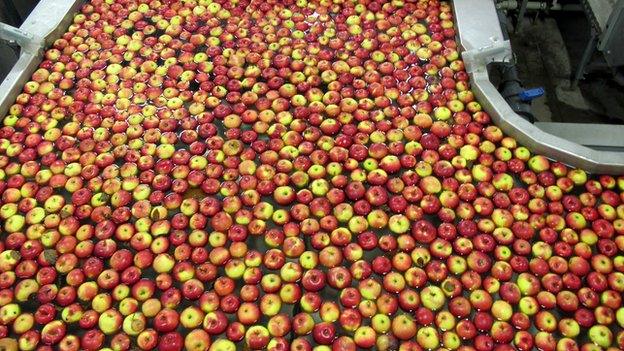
[
  {"xmin": 453, "ymin": 0, "xmax": 515, "ymax": 72},
  {"xmin": 0, "ymin": 22, "xmax": 43, "ymax": 54},
  {"xmin": 462, "ymin": 41, "xmax": 515, "ymax": 74},
  {"xmin": 597, "ymin": 0, "xmax": 624, "ymax": 67}
]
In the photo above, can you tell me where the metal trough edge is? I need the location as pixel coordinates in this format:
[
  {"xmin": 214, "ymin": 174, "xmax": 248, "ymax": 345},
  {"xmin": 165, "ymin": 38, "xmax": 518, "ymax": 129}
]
[{"xmin": 453, "ymin": 0, "xmax": 624, "ymax": 175}]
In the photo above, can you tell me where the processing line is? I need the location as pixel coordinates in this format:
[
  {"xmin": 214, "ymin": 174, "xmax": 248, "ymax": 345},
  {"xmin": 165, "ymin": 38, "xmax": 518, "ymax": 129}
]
[{"xmin": 1, "ymin": 0, "xmax": 624, "ymax": 174}]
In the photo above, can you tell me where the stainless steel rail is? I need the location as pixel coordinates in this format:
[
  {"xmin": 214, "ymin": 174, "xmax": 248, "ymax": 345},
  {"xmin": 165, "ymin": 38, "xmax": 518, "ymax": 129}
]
[{"xmin": 453, "ymin": 0, "xmax": 624, "ymax": 175}]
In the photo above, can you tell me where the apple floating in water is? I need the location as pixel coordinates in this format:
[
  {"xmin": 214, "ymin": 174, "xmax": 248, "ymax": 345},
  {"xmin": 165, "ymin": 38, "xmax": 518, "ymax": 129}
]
[{"xmin": 0, "ymin": 0, "xmax": 622, "ymax": 350}]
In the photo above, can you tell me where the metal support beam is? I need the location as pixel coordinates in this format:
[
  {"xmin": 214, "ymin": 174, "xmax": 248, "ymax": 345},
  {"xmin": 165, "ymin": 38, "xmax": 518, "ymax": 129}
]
[
  {"xmin": 597, "ymin": 0, "xmax": 624, "ymax": 67},
  {"xmin": 497, "ymin": 1, "xmax": 583, "ymax": 11},
  {"xmin": 0, "ymin": 22, "xmax": 41, "ymax": 53},
  {"xmin": 571, "ymin": 31, "xmax": 598, "ymax": 88},
  {"xmin": 582, "ymin": 0, "xmax": 617, "ymax": 33},
  {"xmin": 516, "ymin": 0, "xmax": 529, "ymax": 32}
]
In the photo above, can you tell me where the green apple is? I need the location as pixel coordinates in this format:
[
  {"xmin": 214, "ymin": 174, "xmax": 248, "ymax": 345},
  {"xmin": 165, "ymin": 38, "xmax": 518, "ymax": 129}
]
[
  {"xmin": 460, "ymin": 145, "xmax": 479, "ymax": 161},
  {"xmin": 334, "ymin": 203, "xmax": 353, "ymax": 222},
  {"xmin": 0, "ymin": 304, "xmax": 20, "ymax": 324},
  {"xmin": 180, "ymin": 306, "xmax": 204, "ymax": 329},
  {"xmin": 299, "ymin": 251, "xmax": 318, "ymax": 270},
  {"xmin": 123, "ymin": 312, "xmax": 146, "ymax": 336},
  {"xmin": 0, "ymin": 203, "xmax": 17, "ymax": 220},
  {"xmin": 371, "ymin": 314, "xmax": 391, "ymax": 334},
  {"xmin": 209, "ymin": 339, "xmax": 236, "ymax": 351},
  {"xmin": 12, "ymin": 313, "xmax": 34, "ymax": 334},
  {"xmin": 61, "ymin": 304, "xmax": 83, "ymax": 324},
  {"xmin": 528, "ymin": 155, "xmax": 550, "ymax": 172},
  {"xmin": 388, "ymin": 214, "xmax": 410, "ymax": 234},
  {"xmin": 492, "ymin": 173, "xmax": 514, "ymax": 192},
  {"xmin": 420, "ymin": 286, "xmax": 445, "ymax": 311},
  {"xmin": 568, "ymin": 169, "xmax": 588, "ymax": 185},
  {"xmin": 558, "ymin": 318, "xmax": 580, "ymax": 338},
  {"xmin": 518, "ymin": 297, "xmax": 538, "ymax": 315},
  {"xmin": 92, "ymin": 293, "xmax": 112, "ymax": 313},
  {"xmin": 359, "ymin": 279, "xmax": 382, "ymax": 300},
  {"xmin": 416, "ymin": 326, "xmax": 440, "ymax": 349},
  {"xmin": 98, "ymin": 309, "xmax": 122, "ymax": 335},
  {"xmin": 152, "ymin": 253, "xmax": 175, "ymax": 273},
  {"xmin": 491, "ymin": 300, "xmax": 512, "ymax": 321},
  {"xmin": 0, "ymin": 250, "xmax": 19, "ymax": 272},
  {"xmin": 588, "ymin": 325, "xmax": 612, "ymax": 348},
  {"xmin": 15, "ymin": 279, "xmax": 39, "ymax": 302},
  {"xmin": 617, "ymin": 307, "xmax": 624, "ymax": 328},
  {"xmin": 435, "ymin": 311, "xmax": 456, "ymax": 331},
  {"xmin": 443, "ymin": 331, "xmax": 461, "ymax": 350}
]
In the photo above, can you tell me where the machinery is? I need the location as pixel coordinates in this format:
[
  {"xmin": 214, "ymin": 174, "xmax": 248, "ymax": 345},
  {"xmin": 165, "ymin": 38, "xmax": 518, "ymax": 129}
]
[
  {"xmin": 1, "ymin": 0, "xmax": 622, "ymax": 173},
  {"xmin": 575, "ymin": 0, "xmax": 624, "ymax": 85},
  {"xmin": 453, "ymin": 0, "xmax": 624, "ymax": 174}
]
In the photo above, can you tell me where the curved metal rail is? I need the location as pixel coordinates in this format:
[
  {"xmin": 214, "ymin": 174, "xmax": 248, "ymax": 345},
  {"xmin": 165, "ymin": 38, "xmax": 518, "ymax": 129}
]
[{"xmin": 453, "ymin": 0, "xmax": 624, "ymax": 175}]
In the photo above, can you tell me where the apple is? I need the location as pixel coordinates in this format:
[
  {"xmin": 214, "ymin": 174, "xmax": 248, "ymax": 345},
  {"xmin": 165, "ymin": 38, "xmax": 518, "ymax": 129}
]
[
  {"xmin": 209, "ymin": 340, "xmax": 236, "ymax": 351},
  {"xmin": 41, "ymin": 320, "xmax": 66, "ymax": 345},
  {"xmin": 0, "ymin": 2, "xmax": 622, "ymax": 350},
  {"xmin": 245, "ymin": 325, "xmax": 270, "ymax": 350},
  {"xmin": 417, "ymin": 326, "xmax": 440, "ymax": 349}
]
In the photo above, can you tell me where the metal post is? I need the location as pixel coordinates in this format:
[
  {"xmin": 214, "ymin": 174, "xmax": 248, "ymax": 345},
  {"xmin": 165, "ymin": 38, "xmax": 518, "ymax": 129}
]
[
  {"xmin": 515, "ymin": 0, "xmax": 529, "ymax": 32},
  {"xmin": 571, "ymin": 31, "xmax": 598, "ymax": 88}
]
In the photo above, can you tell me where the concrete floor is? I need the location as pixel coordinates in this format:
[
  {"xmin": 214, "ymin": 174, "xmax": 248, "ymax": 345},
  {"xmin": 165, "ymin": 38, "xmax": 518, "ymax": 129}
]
[{"xmin": 510, "ymin": 13, "xmax": 624, "ymax": 124}]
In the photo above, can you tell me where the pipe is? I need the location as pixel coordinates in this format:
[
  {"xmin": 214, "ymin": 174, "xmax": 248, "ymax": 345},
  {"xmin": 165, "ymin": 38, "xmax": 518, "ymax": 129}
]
[
  {"xmin": 496, "ymin": 0, "xmax": 582, "ymax": 11},
  {"xmin": 498, "ymin": 63, "xmax": 535, "ymax": 122},
  {"xmin": 494, "ymin": 9, "xmax": 535, "ymax": 122}
]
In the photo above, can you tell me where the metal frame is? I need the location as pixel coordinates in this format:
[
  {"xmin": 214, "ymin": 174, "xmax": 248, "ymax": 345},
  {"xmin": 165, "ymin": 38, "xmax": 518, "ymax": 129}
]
[
  {"xmin": 572, "ymin": 0, "xmax": 624, "ymax": 82},
  {"xmin": 597, "ymin": 0, "xmax": 624, "ymax": 67},
  {"xmin": 570, "ymin": 30, "xmax": 599, "ymax": 88},
  {"xmin": 515, "ymin": 0, "xmax": 529, "ymax": 32},
  {"xmin": 454, "ymin": 0, "xmax": 624, "ymax": 174},
  {"xmin": 0, "ymin": 23, "xmax": 40, "ymax": 53},
  {"xmin": 582, "ymin": 0, "xmax": 618, "ymax": 34},
  {"xmin": 0, "ymin": 0, "xmax": 83, "ymax": 118}
]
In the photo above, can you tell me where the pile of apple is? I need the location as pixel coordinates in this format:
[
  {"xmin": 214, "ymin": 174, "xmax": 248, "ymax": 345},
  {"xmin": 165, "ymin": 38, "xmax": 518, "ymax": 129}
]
[{"xmin": 0, "ymin": 0, "xmax": 623, "ymax": 350}]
